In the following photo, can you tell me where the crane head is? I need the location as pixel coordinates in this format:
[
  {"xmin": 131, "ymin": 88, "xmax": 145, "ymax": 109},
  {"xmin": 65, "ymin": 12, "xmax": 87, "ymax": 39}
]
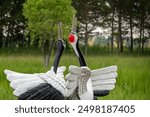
[
  {"xmin": 68, "ymin": 32, "xmax": 79, "ymax": 57},
  {"xmin": 68, "ymin": 15, "xmax": 80, "ymax": 57},
  {"xmin": 68, "ymin": 31, "xmax": 78, "ymax": 46}
]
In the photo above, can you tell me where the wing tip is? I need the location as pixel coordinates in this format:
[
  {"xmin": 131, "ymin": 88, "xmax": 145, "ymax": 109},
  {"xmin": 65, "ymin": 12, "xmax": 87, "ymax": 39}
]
[
  {"xmin": 91, "ymin": 65, "xmax": 118, "ymax": 75},
  {"xmin": 107, "ymin": 65, "xmax": 117, "ymax": 71},
  {"xmin": 4, "ymin": 69, "xmax": 11, "ymax": 75}
]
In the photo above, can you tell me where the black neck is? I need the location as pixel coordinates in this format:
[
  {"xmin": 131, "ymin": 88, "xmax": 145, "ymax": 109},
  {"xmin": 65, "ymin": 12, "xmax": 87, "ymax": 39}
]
[
  {"xmin": 76, "ymin": 40, "xmax": 87, "ymax": 67},
  {"xmin": 53, "ymin": 40, "xmax": 65, "ymax": 73}
]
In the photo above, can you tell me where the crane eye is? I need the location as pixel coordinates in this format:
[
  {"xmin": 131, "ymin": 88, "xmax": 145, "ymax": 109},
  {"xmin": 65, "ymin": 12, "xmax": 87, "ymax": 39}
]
[{"xmin": 68, "ymin": 34, "xmax": 75, "ymax": 43}]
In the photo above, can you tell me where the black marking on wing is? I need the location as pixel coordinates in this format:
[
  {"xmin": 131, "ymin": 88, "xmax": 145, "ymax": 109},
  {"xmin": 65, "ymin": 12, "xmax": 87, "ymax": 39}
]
[
  {"xmin": 18, "ymin": 83, "xmax": 65, "ymax": 100},
  {"xmin": 94, "ymin": 90, "xmax": 110, "ymax": 97}
]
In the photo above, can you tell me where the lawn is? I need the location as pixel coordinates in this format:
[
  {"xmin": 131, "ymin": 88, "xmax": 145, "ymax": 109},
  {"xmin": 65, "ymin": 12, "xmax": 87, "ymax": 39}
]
[{"xmin": 0, "ymin": 54, "xmax": 150, "ymax": 100}]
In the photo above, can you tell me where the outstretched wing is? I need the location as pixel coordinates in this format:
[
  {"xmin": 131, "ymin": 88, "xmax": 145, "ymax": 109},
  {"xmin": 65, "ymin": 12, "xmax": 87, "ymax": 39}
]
[
  {"xmin": 91, "ymin": 66, "xmax": 117, "ymax": 98},
  {"xmin": 4, "ymin": 70, "xmax": 45, "ymax": 96},
  {"xmin": 4, "ymin": 66, "xmax": 66, "ymax": 100}
]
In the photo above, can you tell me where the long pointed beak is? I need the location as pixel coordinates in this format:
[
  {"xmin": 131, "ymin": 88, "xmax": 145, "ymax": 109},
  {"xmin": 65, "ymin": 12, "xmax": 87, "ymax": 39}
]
[{"xmin": 71, "ymin": 14, "xmax": 77, "ymax": 33}]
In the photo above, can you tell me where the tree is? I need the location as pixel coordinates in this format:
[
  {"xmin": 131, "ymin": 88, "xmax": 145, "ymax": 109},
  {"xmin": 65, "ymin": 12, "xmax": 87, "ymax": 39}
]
[
  {"xmin": 0, "ymin": 0, "xmax": 26, "ymax": 48},
  {"xmin": 110, "ymin": 1, "xmax": 115, "ymax": 53},
  {"xmin": 115, "ymin": 0, "xmax": 125, "ymax": 53},
  {"xmin": 137, "ymin": 0, "xmax": 150, "ymax": 52},
  {"xmin": 102, "ymin": 0, "xmax": 117, "ymax": 53},
  {"xmin": 23, "ymin": 0, "xmax": 75, "ymax": 67},
  {"xmin": 107, "ymin": 0, "xmax": 134, "ymax": 53},
  {"xmin": 72, "ymin": 0, "xmax": 110, "ymax": 55}
]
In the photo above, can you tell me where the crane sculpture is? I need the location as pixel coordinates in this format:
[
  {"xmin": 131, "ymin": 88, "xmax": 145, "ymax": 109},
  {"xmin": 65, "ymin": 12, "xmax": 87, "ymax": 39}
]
[
  {"xmin": 4, "ymin": 17, "xmax": 118, "ymax": 100},
  {"xmin": 66, "ymin": 15, "xmax": 118, "ymax": 100},
  {"xmin": 4, "ymin": 22, "xmax": 67, "ymax": 100}
]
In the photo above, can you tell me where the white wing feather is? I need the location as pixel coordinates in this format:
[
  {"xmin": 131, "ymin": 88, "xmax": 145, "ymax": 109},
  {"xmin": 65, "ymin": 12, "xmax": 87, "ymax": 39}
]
[
  {"xmin": 91, "ymin": 65, "xmax": 117, "ymax": 91},
  {"xmin": 4, "ymin": 66, "xmax": 66, "ymax": 96},
  {"xmin": 65, "ymin": 73, "xmax": 78, "ymax": 97}
]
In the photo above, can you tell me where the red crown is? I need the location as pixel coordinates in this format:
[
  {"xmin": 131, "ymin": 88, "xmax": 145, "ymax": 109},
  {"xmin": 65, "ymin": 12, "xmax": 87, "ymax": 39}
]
[{"xmin": 68, "ymin": 34, "xmax": 75, "ymax": 43}]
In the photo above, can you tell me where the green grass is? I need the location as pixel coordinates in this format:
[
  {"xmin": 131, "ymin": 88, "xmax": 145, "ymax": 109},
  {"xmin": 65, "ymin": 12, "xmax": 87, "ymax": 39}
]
[{"xmin": 0, "ymin": 54, "xmax": 150, "ymax": 100}]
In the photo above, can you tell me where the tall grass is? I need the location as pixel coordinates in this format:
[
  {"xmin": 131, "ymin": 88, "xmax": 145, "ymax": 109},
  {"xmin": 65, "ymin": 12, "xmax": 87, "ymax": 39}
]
[{"xmin": 0, "ymin": 54, "xmax": 150, "ymax": 100}]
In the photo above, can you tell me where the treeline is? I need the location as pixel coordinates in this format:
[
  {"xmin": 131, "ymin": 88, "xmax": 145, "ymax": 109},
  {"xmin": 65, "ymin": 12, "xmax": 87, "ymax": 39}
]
[
  {"xmin": 72, "ymin": 0, "xmax": 150, "ymax": 53},
  {"xmin": 0, "ymin": 0, "xmax": 150, "ymax": 54}
]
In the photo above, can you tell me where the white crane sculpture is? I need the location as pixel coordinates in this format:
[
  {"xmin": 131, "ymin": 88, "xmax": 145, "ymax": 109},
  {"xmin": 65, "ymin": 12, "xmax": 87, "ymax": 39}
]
[
  {"xmin": 66, "ymin": 16, "xmax": 118, "ymax": 100},
  {"xmin": 4, "ymin": 23, "xmax": 67, "ymax": 100}
]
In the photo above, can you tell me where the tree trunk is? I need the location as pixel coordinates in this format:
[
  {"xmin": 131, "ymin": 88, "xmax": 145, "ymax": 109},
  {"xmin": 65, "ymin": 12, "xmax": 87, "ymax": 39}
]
[
  {"xmin": 139, "ymin": 17, "xmax": 145, "ymax": 52},
  {"xmin": 0, "ymin": 13, "xmax": 3, "ymax": 47},
  {"xmin": 141, "ymin": 39, "xmax": 144, "ymax": 52},
  {"xmin": 139, "ymin": 12, "xmax": 143, "ymax": 52},
  {"xmin": 139, "ymin": 25, "xmax": 142, "ymax": 51},
  {"xmin": 129, "ymin": 15, "xmax": 133, "ymax": 52},
  {"xmin": 43, "ymin": 39, "xmax": 55, "ymax": 67},
  {"xmin": 0, "ymin": 38, "xmax": 2, "ymax": 48},
  {"xmin": 84, "ymin": 22, "xmax": 88, "ymax": 56},
  {"xmin": 84, "ymin": 35, "xmax": 88, "ymax": 56},
  {"xmin": 43, "ymin": 23, "xmax": 55, "ymax": 67},
  {"xmin": 47, "ymin": 39, "xmax": 55, "ymax": 66},
  {"xmin": 118, "ymin": 10, "xmax": 123, "ymax": 52},
  {"xmin": 0, "ymin": 28, "xmax": 3, "ymax": 48},
  {"xmin": 117, "ymin": 35, "xmax": 119, "ymax": 53},
  {"xmin": 141, "ymin": 26, "xmax": 145, "ymax": 52},
  {"xmin": 139, "ymin": 5, "xmax": 145, "ymax": 52},
  {"xmin": 111, "ymin": 9, "xmax": 114, "ymax": 53}
]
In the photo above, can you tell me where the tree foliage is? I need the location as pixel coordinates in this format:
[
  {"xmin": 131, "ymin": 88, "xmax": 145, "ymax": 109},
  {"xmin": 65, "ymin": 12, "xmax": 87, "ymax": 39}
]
[
  {"xmin": 23, "ymin": 0, "xmax": 75, "ymax": 43},
  {"xmin": 0, "ymin": 0, "xmax": 26, "ymax": 47},
  {"xmin": 23, "ymin": 0, "xmax": 75, "ymax": 67}
]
